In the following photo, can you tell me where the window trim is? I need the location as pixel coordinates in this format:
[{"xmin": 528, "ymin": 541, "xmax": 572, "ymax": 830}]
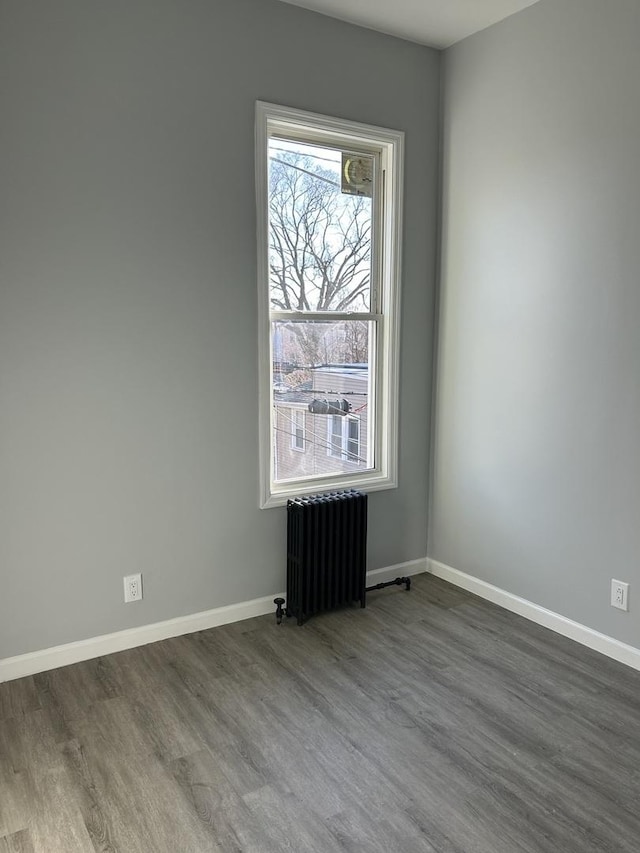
[{"xmin": 256, "ymin": 102, "xmax": 403, "ymax": 509}]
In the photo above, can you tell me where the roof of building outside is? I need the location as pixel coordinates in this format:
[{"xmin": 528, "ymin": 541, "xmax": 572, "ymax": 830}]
[{"xmin": 313, "ymin": 363, "xmax": 368, "ymax": 377}]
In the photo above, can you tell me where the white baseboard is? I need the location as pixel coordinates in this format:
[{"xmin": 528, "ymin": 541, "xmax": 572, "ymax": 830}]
[
  {"xmin": 8, "ymin": 556, "xmax": 638, "ymax": 682},
  {"xmin": 0, "ymin": 593, "xmax": 285, "ymax": 684},
  {"xmin": 366, "ymin": 557, "xmax": 427, "ymax": 585},
  {"xmin": 428, "ymin": 558, "xmax": 640, "ymax": 672},
  {"xmin": 0, "ymin": 558, "xmax": 428, "ymax": 684}
]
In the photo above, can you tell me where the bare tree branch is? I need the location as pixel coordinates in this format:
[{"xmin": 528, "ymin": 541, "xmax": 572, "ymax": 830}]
[{"xmin": 269, "ymin": 150, "xmax": 371, "ymax": 364}]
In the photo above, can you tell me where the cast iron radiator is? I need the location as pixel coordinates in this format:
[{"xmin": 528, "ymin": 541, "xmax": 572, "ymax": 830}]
[{"xmin": 277, "ymin": 490, "xmax": 368, "ymax": 625}]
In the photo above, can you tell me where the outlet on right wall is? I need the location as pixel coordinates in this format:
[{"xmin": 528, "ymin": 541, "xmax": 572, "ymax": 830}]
[{"xmin": 431, "ymin": 0, "xmax": 640, "ymax": 649}]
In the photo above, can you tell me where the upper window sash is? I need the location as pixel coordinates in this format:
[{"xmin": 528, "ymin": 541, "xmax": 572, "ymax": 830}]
[{"xmin": 267, "ymin": 136, "xmax": 380, "ymax": 316}]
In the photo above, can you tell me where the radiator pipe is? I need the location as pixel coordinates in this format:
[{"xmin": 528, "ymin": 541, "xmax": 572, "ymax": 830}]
[{"xmin": 365, "ymin": 576, "xmax": 411, "ymax": 593}]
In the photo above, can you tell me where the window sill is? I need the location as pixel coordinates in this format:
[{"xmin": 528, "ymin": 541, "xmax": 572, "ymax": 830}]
[{"xmin": 260, "ymin": 470, "xmax": 397, "ymax": 509}]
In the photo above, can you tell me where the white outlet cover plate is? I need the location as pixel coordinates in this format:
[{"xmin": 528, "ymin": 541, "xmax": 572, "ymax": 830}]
[
  {"xmin": 124, "ymin": 573, "xmax": 143, "ymax": 603},
  {"xmin": 611, "ymin": 579, "xmax": 629, "ymax": 611}
]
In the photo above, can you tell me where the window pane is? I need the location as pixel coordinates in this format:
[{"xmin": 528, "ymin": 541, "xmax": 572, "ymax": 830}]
[
  {"xmin": 272, "ymin": 319, "xmax": 373, "ymax": 483},
  {"xmin": 347, "ymin": 418, "xmax": 359, "ymax": 460},
  {"xmin": 268, "ymin": 138, "xmax": 372, "ymax": 313},
  {"xmin": 330, "ymin": 415, "xmax": 342, "ymax": 458},
  {"xmin": 291, "ymin": 410, "xmax": 305, "ymax": 450}
]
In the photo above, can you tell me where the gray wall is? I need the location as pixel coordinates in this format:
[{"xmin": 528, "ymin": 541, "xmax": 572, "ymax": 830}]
[
  {"xmin": 432, "ymin": 0, "xmax": 640, "ymax": 647},
  {"xmin": 0, "ymin": 0, "xmax": 440, "ymax": 659}
]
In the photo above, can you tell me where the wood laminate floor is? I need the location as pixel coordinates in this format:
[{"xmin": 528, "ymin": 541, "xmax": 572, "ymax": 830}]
[{"xmin": 1, "ymin": 574, "xmax": 640, "ymax": 852}]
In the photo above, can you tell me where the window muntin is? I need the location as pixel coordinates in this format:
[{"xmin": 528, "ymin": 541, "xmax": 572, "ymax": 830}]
[{"xmin": 256, "ymin": 103, "xmax": 403, "ymax": 508}]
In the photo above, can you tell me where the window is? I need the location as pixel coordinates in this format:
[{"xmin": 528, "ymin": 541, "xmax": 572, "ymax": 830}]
[
  {"xmin": 328, "ymin": 415, "xmax": 361, "ymax": 464},
  {"xmin": 291, "ymin": 410, "xmax": 305, "ymax": 451},
  {"xmin": 256, "ymin": 102, "xmax": 403, "ymax": 508},
  {"xmin": 347, "ymin": 417, "xmax": 360, "ymax": 462},
  {"xmin": 330, "ymin": 415, "xmax": 343, "ymax": 458}
]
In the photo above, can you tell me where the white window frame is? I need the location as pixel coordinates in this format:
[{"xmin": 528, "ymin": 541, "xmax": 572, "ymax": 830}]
[
  {"xmin": 291, "ymin": 409, "xmax": 306, "ymax": 452},
  {"xmin": 256, "ymin": 101, "xmax": 403, "ymax": 509}
]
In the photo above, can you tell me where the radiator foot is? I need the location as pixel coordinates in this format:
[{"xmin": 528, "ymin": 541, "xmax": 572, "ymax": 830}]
[
  {"xmin": 274, "ymin": 597, "xmax": 286, "ymax": 625},
  {"xmin": 366, "ymin": 576, "xmax": 412, "ymax": 593}
]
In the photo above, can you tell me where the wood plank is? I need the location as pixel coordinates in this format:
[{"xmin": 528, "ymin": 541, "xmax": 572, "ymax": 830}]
[{"xmin": 0, "ymin": 830, "xmax": 36, "ymax": 853}]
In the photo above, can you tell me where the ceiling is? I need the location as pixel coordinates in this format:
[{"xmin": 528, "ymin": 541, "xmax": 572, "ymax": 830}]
[{"xmin": 276, "ymin": 0, "xmax": 541, "ymax": 49}]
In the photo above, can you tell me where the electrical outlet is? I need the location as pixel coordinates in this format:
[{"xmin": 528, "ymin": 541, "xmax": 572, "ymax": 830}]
[
  {"xmin": 611, "ymin": 579, "xmax": 629, "ymax": 611},
  {"xmin": 124, "ymin": 573, "xmax": 143, "ymax": 603}
]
